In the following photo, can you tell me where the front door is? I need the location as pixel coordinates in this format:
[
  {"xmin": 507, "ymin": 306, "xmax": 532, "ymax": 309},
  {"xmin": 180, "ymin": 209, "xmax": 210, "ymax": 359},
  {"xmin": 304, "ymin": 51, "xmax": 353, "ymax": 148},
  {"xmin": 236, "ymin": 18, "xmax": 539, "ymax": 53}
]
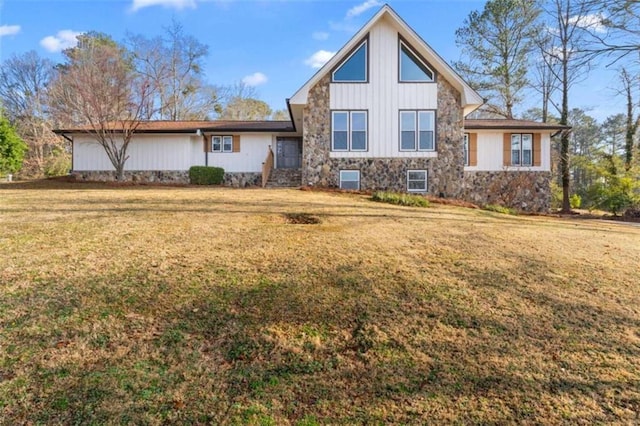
[{"xmin": 276, "ymin": 138, "xmax": 301, "ymax": 169}]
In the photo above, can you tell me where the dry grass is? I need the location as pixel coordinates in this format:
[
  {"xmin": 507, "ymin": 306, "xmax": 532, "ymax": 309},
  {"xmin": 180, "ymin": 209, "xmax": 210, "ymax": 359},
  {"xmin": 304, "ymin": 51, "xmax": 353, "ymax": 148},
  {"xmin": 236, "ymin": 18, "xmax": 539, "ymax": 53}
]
[{"xmin": 1, "ymin": 180, "xmax": 640, "ymax": 424}]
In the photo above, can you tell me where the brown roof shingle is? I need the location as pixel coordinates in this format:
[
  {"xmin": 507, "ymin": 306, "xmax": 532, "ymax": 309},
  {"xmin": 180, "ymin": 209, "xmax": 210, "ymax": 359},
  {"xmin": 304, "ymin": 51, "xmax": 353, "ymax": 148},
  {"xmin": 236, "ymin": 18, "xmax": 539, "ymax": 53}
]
[
  {"xmin": 54, "ymin": 120, "xmax": 295, "ymax": 134},
  {"xmin": 464, "ymin": 119, "xmax": 570, "ymax": 131}
]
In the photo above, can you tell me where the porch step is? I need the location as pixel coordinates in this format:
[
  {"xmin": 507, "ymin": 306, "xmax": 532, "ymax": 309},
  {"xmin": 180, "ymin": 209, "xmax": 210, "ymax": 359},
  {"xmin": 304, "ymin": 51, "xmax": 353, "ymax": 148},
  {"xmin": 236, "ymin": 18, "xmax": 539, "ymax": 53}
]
[{"xmin": 266, "ymin": 168, "xmax": 302, "ymax": 188}]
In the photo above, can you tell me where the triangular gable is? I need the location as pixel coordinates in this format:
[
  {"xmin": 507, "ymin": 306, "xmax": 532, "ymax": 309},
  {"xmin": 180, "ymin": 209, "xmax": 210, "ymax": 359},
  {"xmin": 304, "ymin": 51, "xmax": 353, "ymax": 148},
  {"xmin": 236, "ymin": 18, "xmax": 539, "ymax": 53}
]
[{"xmin": 289, "ymin": 4, "xmax": 483, "ymax": 116}]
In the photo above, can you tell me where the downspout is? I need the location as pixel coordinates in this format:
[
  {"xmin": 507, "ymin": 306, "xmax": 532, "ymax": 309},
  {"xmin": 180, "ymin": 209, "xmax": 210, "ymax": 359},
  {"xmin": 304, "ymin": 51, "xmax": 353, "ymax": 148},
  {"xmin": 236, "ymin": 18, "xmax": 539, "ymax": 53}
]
[
  {"xmin": 197, "ymin": 129, "xmax": 208, "ymax": 167},
  {"xmin": 59, "ymin": 133, "xmax": 74, "ymax": 174}
]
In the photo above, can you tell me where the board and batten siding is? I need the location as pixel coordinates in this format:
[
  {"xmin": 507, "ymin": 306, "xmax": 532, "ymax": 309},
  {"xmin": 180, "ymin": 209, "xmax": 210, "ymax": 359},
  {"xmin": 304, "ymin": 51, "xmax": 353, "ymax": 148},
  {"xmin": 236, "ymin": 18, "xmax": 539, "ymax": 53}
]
[
  {"xmin": 73, "ymin": 134, "xmax": 203, "ymax": 171},
  {"xmin": 464, "ymin": 131, "xmax": 552, "ymax": 172},
  {"xmin": 328, "ymin": 17, "xmax": 438, "ymax": 159},
  {"xmin": 205, "ymin": 133, "xmax": 273, "ymax": 173}
]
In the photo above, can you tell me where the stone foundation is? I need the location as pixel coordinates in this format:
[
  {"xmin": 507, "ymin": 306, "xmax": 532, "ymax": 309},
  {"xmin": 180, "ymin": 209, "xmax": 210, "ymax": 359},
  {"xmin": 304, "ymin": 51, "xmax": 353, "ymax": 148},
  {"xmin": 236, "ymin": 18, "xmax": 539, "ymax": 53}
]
[
  {"xmin": 72, "ymin": 170, "xmax": 261, "ymax": 187},
  {"xmin": 223, "ymin": 172, "xmax": 261, "ymax": 187},
  {"xmin": 71, "ymin": 170, "xmax": 189, "ymax": 184},
  {"xmin": 462, "ymin": 171, "xmax": 552, "ymax": 212}
]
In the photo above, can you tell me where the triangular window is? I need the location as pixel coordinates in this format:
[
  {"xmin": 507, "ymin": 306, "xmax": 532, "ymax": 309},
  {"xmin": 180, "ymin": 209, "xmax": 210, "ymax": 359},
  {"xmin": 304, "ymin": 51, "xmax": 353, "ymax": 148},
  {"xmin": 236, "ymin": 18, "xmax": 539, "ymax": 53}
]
[
  {"xmin": 332, "ymin": 39, "xmax": 368, "ymax": 82},
  {"xmin": 399, "ymin": 41, "xmax": 434, "ymax": 82}
]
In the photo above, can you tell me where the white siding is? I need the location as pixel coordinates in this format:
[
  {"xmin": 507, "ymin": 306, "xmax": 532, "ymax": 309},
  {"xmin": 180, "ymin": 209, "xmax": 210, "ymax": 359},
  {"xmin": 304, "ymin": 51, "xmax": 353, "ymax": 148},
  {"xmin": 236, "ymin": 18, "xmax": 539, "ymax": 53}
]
[
  {"xmin": 329, "ymin": 17, "xmax": 438, "ymax": 159},
  {"xmin": 73, "ymin": 134, "xmax": 200, "ymax": 171},
  {"xmin": 205, "ymin": 133, "xmax": 272, "ymax": 173},
  {"xmin": 464, "ymin": 131, "xmax": 552, "ymax": 172}
]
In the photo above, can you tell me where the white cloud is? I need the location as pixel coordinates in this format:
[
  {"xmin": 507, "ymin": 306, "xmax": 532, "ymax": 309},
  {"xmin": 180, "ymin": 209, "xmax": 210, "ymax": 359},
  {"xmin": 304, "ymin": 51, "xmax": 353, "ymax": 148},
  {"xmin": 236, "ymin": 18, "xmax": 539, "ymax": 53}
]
[
  {"xmin": 0, "ymin": 25, "xmax": 21, "ymax": 37},
  {"xmin": 242, "ymin": 72, "xmax": 268, "ymax": 87},
  {"xmin": 346, "ymin": 0, "xmax": 381, "ymax": 19},
  {"xmin": 131, "ymin": 0, "xmax": 197, "ymax": 12},
  {"xmin": 40, "ymin": 30, "xmax": 82, "ymax": 53},
  {"xmin": 569, "ymin": 13, "xmax": 606, "ymax": 33},
  {"xmin": 304, "ymin": 50, "xmax": 336, "ymax": 69},
  {"xmin": 312, "ymin": 31, "xmax": 330, "ymax": 41}
]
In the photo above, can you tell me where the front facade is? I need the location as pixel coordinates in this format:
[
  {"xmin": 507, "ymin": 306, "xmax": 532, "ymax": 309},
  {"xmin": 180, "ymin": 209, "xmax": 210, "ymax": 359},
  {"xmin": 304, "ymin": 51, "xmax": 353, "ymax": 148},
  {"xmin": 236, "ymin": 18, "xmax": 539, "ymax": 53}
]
[{"xmin": 56, "ymin": 5, "xmax": 567, "ymax": 212}]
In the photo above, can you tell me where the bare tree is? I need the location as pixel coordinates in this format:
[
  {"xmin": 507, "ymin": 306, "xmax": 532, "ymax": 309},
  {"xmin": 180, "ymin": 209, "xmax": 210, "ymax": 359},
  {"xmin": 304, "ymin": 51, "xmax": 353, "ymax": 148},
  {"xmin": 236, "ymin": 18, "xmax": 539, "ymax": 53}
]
[
  {"xmin": 618, "ymin": 68, "xmax": 640, "ymax": 170},
  {"xmin": 540, "ymin": 0, "xmax": 596, "ymax": 212},
  {"xmin": 0, "ymin": 51, "xmax": 66, "ymax": 176},
  {"xmin": 592, "ymin": 1, "xmax": 640, "ymax": 65},
  {"xmin": 50, "ymin": 34, "xmax": 151, "ymax": 180},
  {"xmin": 127, "ymin": 19, "xmax": 220, "ymax": 120}
]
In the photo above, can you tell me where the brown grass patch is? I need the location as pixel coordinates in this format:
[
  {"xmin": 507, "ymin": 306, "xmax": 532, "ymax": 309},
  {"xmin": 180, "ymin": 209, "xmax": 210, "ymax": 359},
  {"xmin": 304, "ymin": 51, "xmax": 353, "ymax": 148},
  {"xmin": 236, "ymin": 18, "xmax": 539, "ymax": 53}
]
[{"xmin": 1, "ymin": 180, "xmax": 640, "ymax": 424}]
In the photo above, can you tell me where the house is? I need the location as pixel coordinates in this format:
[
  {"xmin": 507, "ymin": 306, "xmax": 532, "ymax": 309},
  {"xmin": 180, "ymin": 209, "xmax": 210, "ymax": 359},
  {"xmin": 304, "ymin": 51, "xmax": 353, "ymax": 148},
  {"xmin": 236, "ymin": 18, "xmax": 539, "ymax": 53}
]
[{"xmin": 54, "ymin": 4, "xmax": 568, "ymax": 212}]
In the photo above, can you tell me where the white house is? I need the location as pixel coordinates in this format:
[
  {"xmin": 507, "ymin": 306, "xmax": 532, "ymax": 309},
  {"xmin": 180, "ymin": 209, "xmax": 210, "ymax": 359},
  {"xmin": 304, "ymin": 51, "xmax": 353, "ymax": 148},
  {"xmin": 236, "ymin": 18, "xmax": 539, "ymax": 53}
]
[{"xmin": 54, "ymin": 4, "xmax": 568, "ymax": 212}]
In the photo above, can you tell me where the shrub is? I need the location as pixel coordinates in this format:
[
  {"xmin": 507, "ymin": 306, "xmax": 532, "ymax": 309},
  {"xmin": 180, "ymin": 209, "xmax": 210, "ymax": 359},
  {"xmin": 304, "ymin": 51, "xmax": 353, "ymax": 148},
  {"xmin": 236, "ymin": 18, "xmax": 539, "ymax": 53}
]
[
  {"xmin": 371, "ymin": 191, "xmax": 430, "ymax": 207},
  {"xmin": 483, "ymin": 204, "xmax": 518, "ymax": 215},
  {"xmin": 587, "ymin": 175, "xmax": 639, "ymax": 216},
  {"xmin": 569, "ymin": 193, "xmax": 582, "ymax": 209},
  {"xmin": 44, "ymin": 151, "xmax": 71, "ymax": 177},
  {"xmin": 189, "ymin": 166, "xmax": 224, "ymax": 185}
]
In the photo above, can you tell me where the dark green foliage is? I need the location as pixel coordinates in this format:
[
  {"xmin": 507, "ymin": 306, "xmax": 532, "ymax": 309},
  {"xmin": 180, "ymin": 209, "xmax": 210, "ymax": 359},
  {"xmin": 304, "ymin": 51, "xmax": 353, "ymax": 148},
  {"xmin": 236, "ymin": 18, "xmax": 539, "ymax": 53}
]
[
  {"xmin": 189, "ymin": 166, "xmax": 224, "ymax": 185},
  {"xmin": 371, "ymin": 191, "xmax": 430, "ymax": 207},
  {"xmin": 0, "ymin": 114, "xmax": 27, "ymax": 175},
  {"xmin": 483, "ymin": 204, "xmax": 518, "ymax": 215}
]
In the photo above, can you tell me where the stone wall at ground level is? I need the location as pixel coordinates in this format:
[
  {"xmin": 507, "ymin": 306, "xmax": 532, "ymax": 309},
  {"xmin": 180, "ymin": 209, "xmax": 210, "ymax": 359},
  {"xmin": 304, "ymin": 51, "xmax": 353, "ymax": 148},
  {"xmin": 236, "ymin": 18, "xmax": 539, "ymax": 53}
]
[
  {"xmin": 71, "ymin": 171, "xmax": 262, "ymax": 187},
  {"xmin": 462, "ymin": 171, "xmax": 552, "ymax": 212}
]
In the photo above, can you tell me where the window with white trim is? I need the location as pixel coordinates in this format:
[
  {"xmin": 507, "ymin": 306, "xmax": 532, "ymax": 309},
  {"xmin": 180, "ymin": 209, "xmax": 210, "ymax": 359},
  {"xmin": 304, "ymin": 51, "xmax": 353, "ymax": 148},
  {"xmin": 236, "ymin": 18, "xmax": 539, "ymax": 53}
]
[
  {"xmin": 212, "ymin": 135, "xmax": 233, "ymax": 153},
  {"xmin": 407, "ymin": 170, "xmax": 427, "ymax": 192},
  {"xmin": 400, "ymin": 111, "xmax": 435, "ymax": 151},
  {"xmin": 332, "ymin": 39, "xmax": 368, "ymax": 82},
  {"xmin": 399, "ymin": 40, "xmax": 434, "ymax": 82},
  {"xmin": 511, "ymin": 133, "xmax": 532, "ymax": 166},
  {"xmin": 463, "ymin": 133, "xmax": 469, "ymax": 166},
  {"xmin": 332, "ymin": 111, "xmax": 368, "ymax": 151},
  {"xmin": 339, "ymin": 170, "xmax": 360, "ymax": 190}
]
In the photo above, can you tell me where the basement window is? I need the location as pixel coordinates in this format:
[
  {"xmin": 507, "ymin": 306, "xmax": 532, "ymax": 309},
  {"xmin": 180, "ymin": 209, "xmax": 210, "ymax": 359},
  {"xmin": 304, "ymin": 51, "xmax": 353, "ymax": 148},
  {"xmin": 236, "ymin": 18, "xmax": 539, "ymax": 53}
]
[
  {"xmin": 407, "ymin": 170, "xmax": 427, "ymax": 193},
  {"xmin": 339, "ymin": 170, "xmax": 360, "ymax": 190}
]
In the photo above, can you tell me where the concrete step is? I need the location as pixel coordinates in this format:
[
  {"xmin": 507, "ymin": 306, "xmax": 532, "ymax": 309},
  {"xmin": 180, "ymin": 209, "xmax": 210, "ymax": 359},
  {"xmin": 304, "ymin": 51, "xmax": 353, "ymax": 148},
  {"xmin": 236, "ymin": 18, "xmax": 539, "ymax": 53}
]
[{"xmin": 266, "ymin": 168, "xmax": 302, "ymax": 188}]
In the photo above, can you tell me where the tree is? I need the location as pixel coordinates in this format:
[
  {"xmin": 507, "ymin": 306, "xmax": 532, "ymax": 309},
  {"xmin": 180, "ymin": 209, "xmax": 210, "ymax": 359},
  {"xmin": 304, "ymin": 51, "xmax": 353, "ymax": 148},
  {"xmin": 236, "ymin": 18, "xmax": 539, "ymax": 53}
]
[
  {"xmin": 0, "ymin": 113, "xmax": 27, "ymax": 176},
  {"xmin": 454, "ymin": 0, "xmax": 541, "ymax": 118},
  {"xmin": 49, "ymin": 33, "xmax": 151, "ymax": 180},
  {"xmin": 618, "ymin": 68, "xmax": 639, "ymax": 170},
  {"xmin": 220, "ymin": 97, "xmax": 272, "ymax": 120},
  {"xmin": 594, "ymin": 1, "xmax": 640, "ymax": 64},
  {"xmin": 127, "ymin": 20, "xmax": 221, "ymax": 120},
  {"xmin": 540, "ymin": 0, "xmax": 597, "ymax": 212},
  {"xmin": 271, "ymin": 109, "xmax": 290, "ymax": 121},
  {"xmin": 0, "ymin": 51, "xmax": 66, "ymax": 176}
]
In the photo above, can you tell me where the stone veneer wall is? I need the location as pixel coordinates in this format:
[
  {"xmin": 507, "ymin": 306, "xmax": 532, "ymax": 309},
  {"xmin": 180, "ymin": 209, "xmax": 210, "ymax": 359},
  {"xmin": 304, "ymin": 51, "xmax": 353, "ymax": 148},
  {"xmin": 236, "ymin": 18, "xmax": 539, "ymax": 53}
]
[
  {"xmin": 301, "ymin": 76, "xmax": 465, "ymax": 197},
  {"xmin": 462, "ymin": 171, "xmax": 552, "ymax": 212},
  {"xmin": 72, "ymin": 170, "xmax": 261, "ymax": 187}
]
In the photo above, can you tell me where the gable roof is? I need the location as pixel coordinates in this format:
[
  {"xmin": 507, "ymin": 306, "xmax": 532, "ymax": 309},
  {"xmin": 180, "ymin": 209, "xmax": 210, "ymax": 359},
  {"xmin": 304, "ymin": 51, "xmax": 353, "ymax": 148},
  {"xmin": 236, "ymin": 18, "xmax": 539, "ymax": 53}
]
[
  {"xmin": 54, "ymin": 120, "xmax": 295, "ymax": 135},
  {"xmin": 289, "ymin": 4, "xmax": 484, "ymax": 114}
]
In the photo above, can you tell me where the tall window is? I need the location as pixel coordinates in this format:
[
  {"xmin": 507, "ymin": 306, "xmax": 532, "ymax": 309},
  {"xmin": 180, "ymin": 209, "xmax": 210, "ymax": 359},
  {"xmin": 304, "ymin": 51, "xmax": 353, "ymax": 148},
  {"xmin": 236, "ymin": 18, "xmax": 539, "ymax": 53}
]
[
  {"xmin": 399, "ymin": 41, "xmax": 434, "ymax": 82},
  {"xmin": 511, "ymin": 134, "xmax": 532, "ymax": 166},
  {"xmin": 212, "ymin": 136, "xmax": 233, "ymax": 153},
  {"xmin": 332, "ymin": 111, "xmax": 368, "ymax": 151},
  {"xmin": 400, "ymin": 111, "xmax": 435, "ymax": 151},
  {"xmin": 463, "ymin": 133, "xmax": 470, "ymax": 166},
  {"xmin": 332, "ymin": 39, "xmax": 368, "ymax": 82}
]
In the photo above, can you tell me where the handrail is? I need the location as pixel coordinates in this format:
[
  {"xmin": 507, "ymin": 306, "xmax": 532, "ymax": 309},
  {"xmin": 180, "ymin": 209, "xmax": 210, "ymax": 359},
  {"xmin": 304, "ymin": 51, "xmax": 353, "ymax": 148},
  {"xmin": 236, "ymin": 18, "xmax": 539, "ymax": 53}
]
[{"xmin": 261, "ymin": 145, "xmax": 274, "ymax": 187}]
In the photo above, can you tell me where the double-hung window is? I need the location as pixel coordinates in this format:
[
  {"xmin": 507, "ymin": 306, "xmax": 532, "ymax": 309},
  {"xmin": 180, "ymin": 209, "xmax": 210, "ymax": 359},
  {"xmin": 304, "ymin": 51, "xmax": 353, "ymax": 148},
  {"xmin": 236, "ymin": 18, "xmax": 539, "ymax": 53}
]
[
  {"xmin": 332, "ymin": 111, "xmax": 368, "ymax": 151},
  {"xmin": 400, "ymin": 111, "xmax": 435, "ymax": 151},
  {"xmin": 340, "ymin": 170, "xmax": 360, "ymax": 190},
  {"xmin": 407, "ymin": 170, "xmax": 427, "ymax": 193},
  {"xmin": 212, "ymin": 136, "xmax": 233, "ymax": 153},
  {"xmin": 511, "ymin": 134, "xmax": 532, "ymax": 166}
]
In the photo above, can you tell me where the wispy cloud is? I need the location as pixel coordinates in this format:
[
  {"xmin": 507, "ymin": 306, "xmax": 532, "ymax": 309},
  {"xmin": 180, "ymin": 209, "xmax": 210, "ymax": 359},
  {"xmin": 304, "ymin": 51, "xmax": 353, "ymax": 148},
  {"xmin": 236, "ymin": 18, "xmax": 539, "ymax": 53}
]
[
  {"xmin": 40, "ymin": 30, "xmax": 82, "ymax": 53},
  {"xmin": 304, "ymin": 50, "xmax": 336, "ymax": 69},
  {"xmin": 242, "ymin": 72, "xmax": 268, "ymax": 87},
  {"xmin": 569, "ymin": 13, "xmax": 607, "ymax": 33},
  {"xmin": 131, "ymin": 0, "xmax": 197, "ymax": 12},
  {"xmin": 312, "ymin": 31, "xmax": 330, "ymax": 41},
  {"xmin": 0, "ymin": 25, "xmax": 21, "ymax": 37},
  {"xmin": 346, "ymin": 0, "xmax": 381, "ymax": 19}
]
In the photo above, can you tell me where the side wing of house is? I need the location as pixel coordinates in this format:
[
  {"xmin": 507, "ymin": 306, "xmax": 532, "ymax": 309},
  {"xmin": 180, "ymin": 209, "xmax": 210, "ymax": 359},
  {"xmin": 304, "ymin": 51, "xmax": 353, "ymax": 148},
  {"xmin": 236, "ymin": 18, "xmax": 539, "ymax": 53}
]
[
  {"xmin": 461, "ymin": 120, "xmax": 568, "ymax": 212},
  {"xmin": 289, "ymin": 5, "xmax": 483, "ymax": 196}
]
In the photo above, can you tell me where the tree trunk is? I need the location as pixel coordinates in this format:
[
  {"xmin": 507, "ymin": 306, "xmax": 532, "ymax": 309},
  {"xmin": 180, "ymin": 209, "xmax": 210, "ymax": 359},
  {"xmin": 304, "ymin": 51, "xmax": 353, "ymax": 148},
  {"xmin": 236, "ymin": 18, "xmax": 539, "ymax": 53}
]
[
  {"xmin": 560, "ymin": 54, "xmax": 571, "ymax": 213},
  {"xmin": 115, "ymin": 163, "xmax": 125, "ymax": 181}
]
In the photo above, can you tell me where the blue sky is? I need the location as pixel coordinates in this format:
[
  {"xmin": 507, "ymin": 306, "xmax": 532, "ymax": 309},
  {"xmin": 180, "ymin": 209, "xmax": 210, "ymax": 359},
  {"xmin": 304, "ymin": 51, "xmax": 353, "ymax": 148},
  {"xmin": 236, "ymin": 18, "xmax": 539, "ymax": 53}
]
[{"xmin": 0, "ymin": 0, "xmax": 624, "ymax": 121}]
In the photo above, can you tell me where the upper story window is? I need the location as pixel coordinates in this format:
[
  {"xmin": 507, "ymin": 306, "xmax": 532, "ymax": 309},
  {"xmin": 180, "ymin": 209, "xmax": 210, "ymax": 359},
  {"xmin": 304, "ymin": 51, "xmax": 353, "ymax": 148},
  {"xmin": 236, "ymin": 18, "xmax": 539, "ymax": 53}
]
[
  {"xmin": 511, "ymin": 133, "xmax": 532, "ymax": 166},
  {"xmin": 400, "ymin": 110, "xmax": 435, "ymax": 151},
  {"xmin": 212, "ymin": 136, "xmax": 233, "ymax": 153},
  {"xmin": 399, "ymin": 40, "xmax": 434, "ymax": 82},
  {"xmin": 332, "ymin": 111, "xmax": 368, "ymax": 151},
  {"xmin": 332, "ymin": 39, "xmax": 368, "ymax": 83}
]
